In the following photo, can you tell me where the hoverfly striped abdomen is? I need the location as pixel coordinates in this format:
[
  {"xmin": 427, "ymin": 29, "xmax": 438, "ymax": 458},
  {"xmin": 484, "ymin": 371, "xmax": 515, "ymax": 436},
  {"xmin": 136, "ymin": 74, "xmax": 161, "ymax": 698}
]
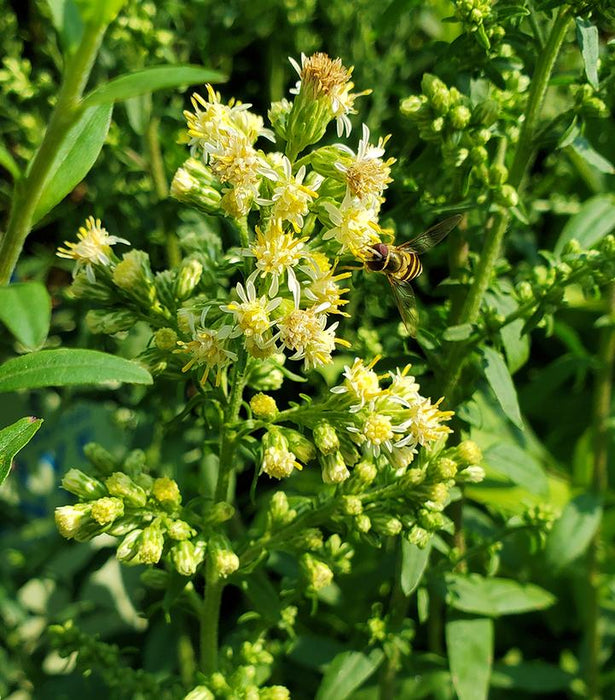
[{"xmin": 365, "ymin": 243, "xmax": 422, "ymax": 281}]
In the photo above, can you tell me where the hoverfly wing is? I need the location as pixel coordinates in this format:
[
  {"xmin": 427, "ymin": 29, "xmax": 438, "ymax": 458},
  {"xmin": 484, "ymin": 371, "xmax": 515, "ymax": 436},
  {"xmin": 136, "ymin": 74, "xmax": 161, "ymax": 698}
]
[
  {"xmin": 388, "ymin": 277, "xmax": 419, "ymax": 337},
  {"xmin": 399, "ymin": 214, "xmax": 463, "ymax": 255}
]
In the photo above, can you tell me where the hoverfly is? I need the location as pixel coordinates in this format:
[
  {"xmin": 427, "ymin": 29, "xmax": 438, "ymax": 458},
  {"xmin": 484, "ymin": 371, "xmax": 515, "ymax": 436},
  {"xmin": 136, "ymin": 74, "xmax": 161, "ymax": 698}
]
[{"xmin": 362, "ymin": 214, "xmax": 462, "ymax": 336}]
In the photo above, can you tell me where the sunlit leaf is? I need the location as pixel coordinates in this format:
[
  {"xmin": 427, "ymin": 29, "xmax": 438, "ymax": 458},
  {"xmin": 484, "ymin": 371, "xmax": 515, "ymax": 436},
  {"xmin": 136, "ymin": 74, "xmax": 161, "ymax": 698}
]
[
  {"xmin": 46, "ymin": 0, "xmax": 84, "ymax": 54},
  {"xmin": 0, "ymin": 349, "xmax": 152, "ymax": 392},
  {"xmin": 401, "ymin": 538, "xmax": 432, "ymax": 596},
  {"xmin": 575, "ymin": 18, "xmax": 599, "ymax": 89},
  {"xmin": 545, "ymin": 492, "xmax": 602, "ymax": 571},
  {"xmin": 33, "ymin": 104, "xmax": 113, "ymax": 224},
  {"xmin": 316, "ymin": 650, "xmax": 384, "ymax": 700},
  {"xmin": 480, "ymin": 347, "xmax": 523, "ymax": 430},
  {"xmin": 0, "ymin": 416, "xmax": 43, "ymax": 485},
  {"xmin": 0, "ymin": 282, "xmax": 51, "ymax": 349},
  {"xmin": 82, "ymin": 65, "xmax": 227, "ymax": 107},
  {"xmin": 554, "ymin": 195, "xmax": 615, "ymax": 256},
  {"xmin": 446, "ymin": 617, "xmax": 493, "ymax": 700}
]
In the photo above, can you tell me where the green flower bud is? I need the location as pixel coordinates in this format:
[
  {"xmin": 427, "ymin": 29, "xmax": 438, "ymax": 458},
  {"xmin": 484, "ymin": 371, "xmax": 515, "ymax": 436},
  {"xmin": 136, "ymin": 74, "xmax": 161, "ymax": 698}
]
[
  {"xmin": 400, "ymin": 467, "xmax": 426, "ymax": 492},
  {"xmin": 90, "ymin": 497, "xmax": 124, "ymax": 525},
  {"xmin": 341, "ymin": 495, "xmax": 363, "ymax": 515},
  {"xmin": 431, "ymin": 457, "xmax": 458, "ymax": 480},
  {"xmin": 123, "ymin": 449, "xmax": 147, "ymax": 476},
  {"xmin": 353, "ymin": 460, "xmax": 377, "ymax": 485},
  {"xmin": 313, "ymin": 421, "xmax": 340, "ymax": 455},
  {"xmin": 600, "ymin": 235, "xmax": 615, "ymax": 256},
  {"xmin": 292, "ymin": 528, "xmax": 324, "ymax": 551},
  {"xmin": 140, "ymin": 568, "xmax": 169, "ymax": 590},
  {"xmin": 400, "ymin": 94, "xmax": 426, "ymax": 116},
  {"xmin": 310, "ymin": 145, "xmax": 352, "ymax": 179},
  {"xmin": 106, "ymin": 514, "xmax": 143, "ymax": 536},
  {"xmin": 372, "ymin": 515, "xmax": 403, "ymax": 536},
  {"xmin": 267, "ymin": 95, "xmax": 292, "ymax": 136},
  {"xmin": 320, "ymin": 451, "xmax": 350, "ymax": 484},
  {"xmin": 470, "ymin": 145, "xmax": 488, "ymax": 164},
  {"xmin": 134, "ymin": 524, "xmax": 165, "ymax": 565},
  {"xmin": 112, "ymin": 250, "xmax": 158, "ymax": 307},
  {"xmin": 247, "ymin": 355, "xmax": 285, "ymax": 391},
  {"xmin": 152, "ymin": 477, "xmax": 181, "ymax": 507},
  {"xmin": 166, "ymin": 519, "xmax": 195, "ymax": 541},
  {"xmin": 355, "ymin": 513, "xmax": 372, "ymax": 533},
  {"xmin": 495, "ymin": 184, "xmax": 519, "ymax": 208},
  {"xmin": 489, "ymin": 164, "xmax": 508, "ymax": 186},
  {"xmin": 431, "ymin": 116, "xmax": 445, "ymax": 134},
  {"xmin": 106, "ymin": 472, "xmax": 147, "ymax": 507},
  {"xmin": 516, "ymin": 280, "xmax": 534, "ymax": 303},
  {"xmin": 283, "ymin": 428, "xmax": 317, "ymax": 463},
  {"xmin": 267, "ymin": 491, "xmax": 297, "ymax": 527},
  {"xmin": 302, "ymin": 554, "xmax": 333, "ymax": 592},
  {"xmin": 170, "ymin": 158, "xmax": 222, "ymax": 214},
  {"xmin": 85, "ymin": 308, "xmax": 136, "ymax": 335},
  {"xmin": 171, "ymin": 539, "xmax": 206, "ymax": 576},
  {"xmin": 154, "ymin": 327, "xmax": 178, "ymax": 351},
  {"xmin": 449, "ymin": 105, "xmax": 471, "ymax": 130},
  {"xmin": 421, "ymin": 74, "xmax": 447, "ymax": 101},
  {"xmin": 407, "ymin": 525, "xmax": 431, "ymax": 548},
  {"xmin": 425, "ymin": 482, "xmax": 449, "ymax": 510},
  {"xmin": 116, "ymin": 529, "xmax": 143, "ymax": 564},
  {"xmin": 69, "ymin": 272, "xmax": 114, "ymax": 303},
  {"xmin": 83, "ymin": 442, "xmax": 118, "ymax": 475},
  {"xmin": 61, "ymin": 468, "xmax": 107, "ymax": 499},
  {"xmin": 184, "ymin": 686, "xmax": 215, "ymax": 700},
  {"xmin": 55, "ymin": 504, "xmax": 93, "ymax": 540},
  {"xmin": 209, "ymin": 536, "xmax": 239, "ymax": 579},
  {"xmin": 250, "ymin": 393, "xmax": 278, "ymax": 419},
  {"xmin": 458, "ymin": 465, "xmax": 486, "ymax": 483},
  {"xmin": 175, "ymin": 258, "xmax": 203, "ymax": 300},
  {"xmin": 192, "ymin": 504, "xmax": 227, "ymax": 529},
  {"xmin": 418, "ymin": 508, "xmax": 445, "ymax": 530}
]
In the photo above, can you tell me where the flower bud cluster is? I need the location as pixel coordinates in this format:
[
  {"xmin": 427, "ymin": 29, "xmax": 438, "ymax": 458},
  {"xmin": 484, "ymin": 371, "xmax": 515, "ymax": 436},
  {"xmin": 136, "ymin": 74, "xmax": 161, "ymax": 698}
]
[
  {"xmin": 55, "ymin": 461, "xmax": 235, "ymax": 578},
  {"xmin": 452, "ymin": 0, "xmax": 504, "ymax": 51},
  {"xmin": 400, "ymin": 65, "xmax": 528, "ymax": 209}
]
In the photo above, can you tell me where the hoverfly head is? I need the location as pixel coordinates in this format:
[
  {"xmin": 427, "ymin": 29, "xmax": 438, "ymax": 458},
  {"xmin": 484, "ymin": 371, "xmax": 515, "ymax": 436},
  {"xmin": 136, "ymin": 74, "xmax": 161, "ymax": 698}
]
[{"xmin": 365, "ymin": 242, "xmax": 389, "ymax": 271}]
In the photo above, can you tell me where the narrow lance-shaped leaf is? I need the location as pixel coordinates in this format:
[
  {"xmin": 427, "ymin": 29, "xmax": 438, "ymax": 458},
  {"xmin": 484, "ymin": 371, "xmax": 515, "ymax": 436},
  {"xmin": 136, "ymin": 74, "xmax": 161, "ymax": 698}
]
[
  {"xmin": 81, "ymin": 65, "xmax": 227, "ymax": 108},
  {"xmin": 447, "ymin": 616, "xmax": 493, "ymax": 700},
  {"xmin": 33, "ymin": 104, "xmax": 113, "ymax": 225},
  {"xmin": 0, "ymin": 282, "xmax": 51, "ymax": 350},
  {"xmin": 575, "ymin": 18, "xmax": 599, "ymax": 90},
  {"xmin": 0, "ymin": 417, "xmax": 43, "ymax": 486},
  {"xmin": 554, "ymin": 194, "xmax": 615, "ymax": 256},
  {"xmin": 46, "ymin": 0, "xmax": 84, "ymax": 55},
  {"xmin": 480, "ymin": 346, "xmax": 524, "ymax": 430},
  {"xmin": 569, "ymin": 136, "xmax": 615, "ymax": 175},
  {"xmin": 74, "ymin": 0, "xmax": 128, "ymax": 27},
  {"xmin": 316, "ymin": 650, "xmax": 384, "ymax": 700},
  {"xmin": 0, "ymin": 349, "xmax": 152, "ymax": 393},
  {"xmin": 401, "ymin": 538, "xmax": 432, "ymax": 596}
]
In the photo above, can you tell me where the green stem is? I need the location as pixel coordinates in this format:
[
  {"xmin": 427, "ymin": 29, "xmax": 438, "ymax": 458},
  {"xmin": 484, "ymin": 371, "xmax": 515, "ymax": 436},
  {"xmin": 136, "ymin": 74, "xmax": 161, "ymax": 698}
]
[
  {"xmin": 586, "ymin": 282, "xmax": 615, "ymax": 700},
  {"xmin": 200, "ymin": 572, "xmax": 224, "ymax": 674},
  {"xmin": 440, "ymin": 7, "xmax": 571, "ymax": 403},
  {"xmin": 0, "ymin": 21, "xmax": 107, "ymax": 285}
]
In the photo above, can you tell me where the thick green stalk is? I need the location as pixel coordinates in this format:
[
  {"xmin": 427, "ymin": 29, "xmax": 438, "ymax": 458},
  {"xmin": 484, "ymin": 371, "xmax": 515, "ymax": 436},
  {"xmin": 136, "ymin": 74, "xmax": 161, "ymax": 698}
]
[
  {"xmin": 440, "ymin": 7, "xmax": 571, "ymax": 402},
  {"xmin": 200, "ymin": 571, "xmax": 225, "ymax": 674},
  {"xmin": 0, "ymin": 22, "xmax": 107, "ymax": 285},
  {"xmin": 586, "ymin": 282, "xmax": 615, "ymax": 699}
]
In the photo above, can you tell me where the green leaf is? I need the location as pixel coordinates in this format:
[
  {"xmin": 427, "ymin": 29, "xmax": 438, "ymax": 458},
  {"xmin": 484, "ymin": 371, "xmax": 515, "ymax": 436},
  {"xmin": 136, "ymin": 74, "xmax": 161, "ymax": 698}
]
[
  {"xmin": 46, "ymin": 0, "xmax": 84, "ymax": 54},
  {"xmin": 569, "ymin": 136, "xmax": 615, "ymax": 175},
  {"xmin": 442, "ymin": 324, "xmax": 473, "ymax": 342},
  {"xmin": 483, "ymin": 442, "xmax": 548, "ymax": 495},
  {"xmin": 316, "ymin": 650, "xmax": 384, "ymax": 700},
  {"xmin": 74, "ymin": 0, "xmax": 127, "ymax": 27},
  {"xmin": 480, "ymin": 346, "xmax": 523, "ymax": 430},
  {"xmin": 401, "ymin": 538, "xmax": 432, "ymax": 596},
  {"xmin": 0, "ymin": 416, "xmax": 43, "ymax": 486},
  {"xmin": 33, "ymin": 104, "xmax": 113, "ymax": 225},
  {"xmin": 124, "ymin": 94, "xmax": 152, "ymax": 136},
  {"xmin": 491, "ymin": 661, "xmax": 573, "ymax": 692},
  {"xmin": 445, "ymin": 574, "xmax": 556, "ymax": 616},
  {"xmin": 554, "ymin": 194, "xmax": 615, "ymax": 256},
  {"xmin": 446, "ymin": 617, "xmax": 493, "ymax": 700},
  {"xmin": 545, "ymin": 492, "xmax": 602, "ymax": 571},
  {"xmin": 82, "ymin": 65, "xmax": 227, "ymax": 108},
  {"xmin": 575, "ymin": 18, "xmax": 599, "ymax": 90},
  {"xmin": 0, "ymin": 282, "xmax": 51, "ymax": 349},
  {"xmin": 0, "ymin": 349, "xmax": 152, "ymax": 392}
]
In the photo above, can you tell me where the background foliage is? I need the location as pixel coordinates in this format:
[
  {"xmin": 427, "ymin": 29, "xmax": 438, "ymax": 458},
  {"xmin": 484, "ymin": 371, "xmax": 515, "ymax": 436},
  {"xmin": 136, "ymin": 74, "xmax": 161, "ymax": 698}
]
[{"xmin": 1, "ymin": 0, "xmax": 615, "ymax": 698}]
